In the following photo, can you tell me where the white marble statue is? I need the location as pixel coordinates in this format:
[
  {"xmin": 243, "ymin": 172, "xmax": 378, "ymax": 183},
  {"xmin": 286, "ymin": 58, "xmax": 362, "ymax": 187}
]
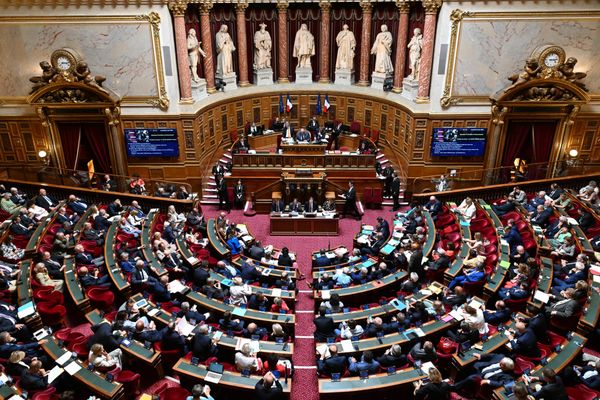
[
  {"xmin": 371, "ymin": 24, "xmax": 394, "ymax": 75},
  {"xmin": 215, "ymin": 24, "xmax": 236, "ymax": 77},
  {"xmin": 407, "ymin": 28, "xmax": 423, "ymax": 81},
  {"xmin": 293, "ymin": 23, "xmax": 315, "ymax": 69},
  {"xmin": 335, "ymin": 24, "xmax": 356, "ymax": 70},
  {"xmin": 187, "ymin": 28, "xmax": 206, "ymax": 83},
  {"xmin": 254, "ymin": 23, "xmax": 272, "ymax": 70}
]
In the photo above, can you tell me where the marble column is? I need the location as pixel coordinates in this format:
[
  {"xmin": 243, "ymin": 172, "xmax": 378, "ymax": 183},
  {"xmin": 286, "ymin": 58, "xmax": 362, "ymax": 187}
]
[
  {"xmin": 392, "ymin": 1, "xmax": 410, "ymax": 93},
  {"xmin": 416, "ymin": 0, "xmax": 441, "ymax": 102},
  {"xmin": 199, "ymin": 2, "xmax": 216, "ymax": 93},
  {"xmin": 357, "ymin": 1, "xmax": 373, "ymax": 86},
  {"xmin": 318, "ymin": 1, "xmax": 332, "ymax": 83},
  {"xmin": 277, "ymin": 1, "xmax": 289, "ymax": 83},
  {"xmin": 170, "ymin": 2, "xmax": 193, "ymax": 102},
  {"xmin": 235, "ymin": 3, "xmax": 250, "ymax": 87}
]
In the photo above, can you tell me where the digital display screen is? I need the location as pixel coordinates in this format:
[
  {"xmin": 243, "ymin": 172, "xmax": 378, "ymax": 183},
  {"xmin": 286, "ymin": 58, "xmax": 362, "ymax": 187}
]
[
  {"xmin": 431, "ymin": 127, "xmax": 487, "ymax": 157},
  {"xmin": 124, "ymin": 128, "xmax": 179, "ymax": 157}
]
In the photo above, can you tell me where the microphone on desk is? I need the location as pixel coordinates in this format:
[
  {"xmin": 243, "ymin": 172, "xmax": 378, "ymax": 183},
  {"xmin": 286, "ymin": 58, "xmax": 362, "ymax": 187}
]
[{"xmin": 284, "ymin": 365, "xmax": 289, "ymax": 384}]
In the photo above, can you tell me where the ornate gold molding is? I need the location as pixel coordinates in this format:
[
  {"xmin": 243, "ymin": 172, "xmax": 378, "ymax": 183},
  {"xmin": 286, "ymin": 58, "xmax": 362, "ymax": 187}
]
[
  {"xmin": 396, "ymin": 1, "xmax": 410, "ymax": 13},
  {"xmin": 168, "ymin": 1, "xmax": 188, "ymax": 16},
  {"xmin": 319, "ymin": 0, "xmax": 331, "ymax": 12},
  {"xmin": 440, "ymin": 9, "xmax": 473, "ymax": 109},
  {"xmin": 422, "ymin": 0, "xmax": 442, "ymax": 14},
  {"xmin": 198, "ymin": 0, "xmax": 213, "ymax": 15},
  {"xmin": 235, "ymin": 1, "xmax": 248, "ymax": 13},
  {"xmin": 136, "ymin": 12, "xmax": 170, "ymax": 111},
  {"xmin": 359, "ymin": 0, "xmax": 372, "ymax": 13},
  {"xmin": 276, "ymin": 1, "xmax": 288, "ymax": 11}
]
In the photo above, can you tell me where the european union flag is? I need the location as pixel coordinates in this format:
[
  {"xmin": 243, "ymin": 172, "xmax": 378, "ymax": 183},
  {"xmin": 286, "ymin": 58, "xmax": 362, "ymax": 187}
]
[
  {"xmin": 316, "ymin": 93, "xmax": 322, "ymax": 115},
  {"xmin": 279, "ymin": 94, "xmax": 284, "ymax": 114}
]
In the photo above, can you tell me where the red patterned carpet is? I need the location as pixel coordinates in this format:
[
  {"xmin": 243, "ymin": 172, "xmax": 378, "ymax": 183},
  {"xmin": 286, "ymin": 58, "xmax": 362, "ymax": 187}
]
[{"xmin": 202, "ymin": 205, "xmax": 395, "ymax": 400}]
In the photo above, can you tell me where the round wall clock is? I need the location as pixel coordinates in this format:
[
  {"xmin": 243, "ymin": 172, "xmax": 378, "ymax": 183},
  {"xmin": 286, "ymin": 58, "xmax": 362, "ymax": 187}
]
[
  {"xmin": 531, "ymin": 45, "xmax": 566, "ymax": 70},
  {"xmin": 50, "ymin": 48, "xmax": 81, "ymax": 74}
]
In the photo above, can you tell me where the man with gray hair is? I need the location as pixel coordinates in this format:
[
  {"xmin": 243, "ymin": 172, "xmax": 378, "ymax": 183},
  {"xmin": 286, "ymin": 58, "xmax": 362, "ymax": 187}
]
[
  {"xmin": 452, "ymin": 353, "xmax": 515, "ymax": 392},
  {"xmin": 191, "ymin": 324, "xmax": 218, "ymax": 361}
]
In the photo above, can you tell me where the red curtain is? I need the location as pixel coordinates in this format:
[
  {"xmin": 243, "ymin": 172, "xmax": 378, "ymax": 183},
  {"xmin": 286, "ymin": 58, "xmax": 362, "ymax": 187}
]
[
  {"xmin": 81, "ymin": 123, "xmax": 111, "ymax": 173},
  {"xmin": 530, "ymin": 122, "xmax": 556, "ymax": 164},
  {"xmin": 57, "ymin": 123, "xmax": 81, "ymax": 170},
  {"xmin": 501, "ymin": 121, "xmax": 532, "ymax": 167}
]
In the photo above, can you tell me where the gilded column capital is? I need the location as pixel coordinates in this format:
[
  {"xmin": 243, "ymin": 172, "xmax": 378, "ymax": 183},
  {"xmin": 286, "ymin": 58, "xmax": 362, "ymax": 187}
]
[
  {"xmin": 168, "ymin": 1, "xmax": 188, "ymax": 16},
  {"xmin": 422, "ymin": 0, "xmax": 442, "ymax": 14},
  {"xmin": 396, "ymin": 0, "xmax": 410, "ymax": 13},
  {"xmin": 235, "ymin": 1, "xmax": 248, "ymax": 13},
  {"xmin": 276, "ymin": 1, "xmax": 288, "ymax": 11},
  {"xmin": 360, "ymin": 0, "xmax": 372, "ymax": 13},
  {"xmin": 198, "ymin": 0, "xmax": 213, "ymax": 15},
  {"xmin": 319, "ymin": 0, "xmax": 332, "ymax": 12}
]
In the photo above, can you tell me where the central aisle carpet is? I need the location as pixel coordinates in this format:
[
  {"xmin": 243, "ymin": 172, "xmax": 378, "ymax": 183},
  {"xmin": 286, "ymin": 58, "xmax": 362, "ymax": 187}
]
[{"xmin": 202, "ymin": 205, "xmax": 393, "ymax": 400}]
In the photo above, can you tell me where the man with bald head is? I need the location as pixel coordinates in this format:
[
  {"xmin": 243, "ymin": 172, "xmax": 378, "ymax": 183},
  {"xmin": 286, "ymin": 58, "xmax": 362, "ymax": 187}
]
[
  {"xmin": 78, "ymin": 266, "xmax": 112, "ymax": 288},
  {"xmin": 255, "ymin": 371, "xmax": 284, "ymax": 400},
  {"xmin": 317, "ymin": 344, "xmax": 348, "ymax": 376}
]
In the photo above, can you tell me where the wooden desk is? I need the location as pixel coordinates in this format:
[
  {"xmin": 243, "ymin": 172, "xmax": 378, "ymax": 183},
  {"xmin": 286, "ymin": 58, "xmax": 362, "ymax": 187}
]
[
  {"xmin": 174, "ymin": 359, "xmax": 291, "ymax": 396},
  {"xmin": 281, "ymin": 142, "xmax": 327, "ymax": 155},
  {"xmin": 319, "ymin": 367, "xmax": 425, "ymax": 396},
  {"xmin": 232, "ymin": 153, "xmax": 375, "ymax": 170},
  {"xmin": 270, "ymin": 215, "xmax": 339, "ymax": 236},
  {"xmin": 16, "ymin": 259, "xmax": 42, "ymax": 330},
  {"xmin": 105, "ymin": 219, "xmax": 131, "ymax": 296},
  {"xmin": 207, "ymin": 219, "xmax": 231, "ymax": 258},
  {"xmin": 64, "ymin": 257, "xmax": 91, "ymax": 313},
  {"xmin": 141, "ymin": 210, "xmax": 167, "ymax": 277}
]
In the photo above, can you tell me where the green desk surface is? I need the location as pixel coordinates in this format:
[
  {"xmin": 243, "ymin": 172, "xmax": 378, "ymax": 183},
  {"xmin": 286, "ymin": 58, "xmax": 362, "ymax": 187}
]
[
  {"xmin": 0, "ymin": 383, "xmax": 19, "ymax": 399},
  {"xmin": 445, "ymin": 244, "xmax": 470, "ymax": 279},
  {"xmin": 312, "ymin": 257, "xmax": 378, "ymax": 279},
  {"xmin": 581, "ymin": 280, "xmax": 600, "ymax": 329},
  {"xmin": 25, "ymin": 212, "xmax": 54, "ymax": 253},
  {"xmin": 313, "ymin": 270, "xmax": 408, "ymax": 300},
  {"xmin": 208, "ymin": 331, "xmax": 294, "ymax": 357},
  {"xmin": 319, "ymin": 366, "xmax": 425, "ymax": 393},
  {"xmin": 17, "ymin": 259, "xmax": 33, "ymax": 306},
  {"xmin": 207, "ymin": 219, "xmax": 230, "ymax": 257},
  {"xmin": 63, "ymin": 257, "xmax": 88, "ymax": 308},
  {"xmin": 42, "ymin": 337, "xmax": 123, "ymax": 399},
  {"xmin": 130, "ymin": 293, "xmax": 173, "ymax": 326},
  {"xmin": 209, "ymin": 271, "xmax": 295, "ymax": 301},
  {"xmin": 529, "ymin": 257, "xmax": 553, "ymax": 308},
  {"xmin": 141, "ymin": 211, "xmax": 166, "ymax": 276},
  {"xmin": 174, "ymin": 358, "xmax": 291, "ymax": 393},
  {"xmin": 321, "ymin": 316, "xmax": 457, "ymax": 355},
  {"xmin": 233, "ymin": 256, "xmax": 296, "ymax": 280},
  {"xmin": 104, "ymin": 219, "xmax": 130, "ymax": 292},
  {"xmin": 423, "ymin": 211, "xmax": 436, "ymax": 256},
  {"xmin": 186, "ymin": 290, "xmax": 295, "ymax": 327},
  {"xmin": 452, "ymin": 321, "xmax": 515, "ymax": 367}
]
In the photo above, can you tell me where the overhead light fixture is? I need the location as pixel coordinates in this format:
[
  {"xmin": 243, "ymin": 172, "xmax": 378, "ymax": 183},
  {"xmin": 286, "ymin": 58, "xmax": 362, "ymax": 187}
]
[
  {"xmin": 38, "ymin": 150, "xmax": 47, "ymax": 158},
  {"xmin": 568, "ymin": 149, "xmax": 578, "ymax": 158}
]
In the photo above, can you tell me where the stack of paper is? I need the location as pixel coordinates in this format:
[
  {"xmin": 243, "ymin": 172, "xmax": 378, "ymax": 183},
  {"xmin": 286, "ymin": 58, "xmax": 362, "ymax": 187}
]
[
  {"xmin": 176, "ymin": 317, "xmax": 196, "ymax": 337},
  {"xmin": 64, "ymin": 361, "xmax": 82, "ymax": 376},
  {"xmin": 533, "ymin": 290, "xmax": 550, "ymax": 303},
  {"xmin": 17, "ymin": 301, "xmax": 35, "ymax": 319}
]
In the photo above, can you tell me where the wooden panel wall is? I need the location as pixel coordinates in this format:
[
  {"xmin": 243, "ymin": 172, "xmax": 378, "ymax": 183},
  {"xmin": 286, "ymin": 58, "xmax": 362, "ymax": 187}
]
[
  {"xmin": 569, "ymin": 116, "xmax": 600, "ymax": 165},
  {"xmin": 0, "ymin": 119, "xmax": 48, "ymax": 166}
]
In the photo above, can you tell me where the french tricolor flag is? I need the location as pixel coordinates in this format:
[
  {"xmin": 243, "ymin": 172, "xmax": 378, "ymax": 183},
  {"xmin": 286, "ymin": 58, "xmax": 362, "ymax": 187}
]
[
  {"xmin": 323, "ymin": 94, "xmax": 330, "ymax": 113},
  {"xmin": 286, "ymin": 94, "xmax": 293, "ymax": 113}
]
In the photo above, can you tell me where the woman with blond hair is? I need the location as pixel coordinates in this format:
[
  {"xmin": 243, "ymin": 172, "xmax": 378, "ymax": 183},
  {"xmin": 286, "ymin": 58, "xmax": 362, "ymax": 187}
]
[
  {"xmin": 34, "ymin": 262, "xmax": 63, "ymax": 292},
  {"xmin": 414, "ymin": 366, "xmax": 451, "ymax": 399},
  {"xmin": 89, "ymin": 343, "xmax": 123, "ymax": 370}
]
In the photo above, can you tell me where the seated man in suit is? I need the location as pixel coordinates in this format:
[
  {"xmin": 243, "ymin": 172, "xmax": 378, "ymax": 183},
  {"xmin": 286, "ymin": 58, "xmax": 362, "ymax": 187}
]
[
  {"xmin": 348, "ymin": 350, "xmax": 380, "ymax": 375},
  {"xmin": 502, "ymin": 219, "xmax": 523, "ymax": 252},
  {"xmin": 551, "ymin": 260, "xmax": 587, "ymax": 293},
  {"xmin": 271, "ymin": 198, "xmax": 285, "ymax": 213},
  {"xmin": 289, "ymin": 198, "xmax": 302, "ymax": 213},
  {"xmin": 78, "ymin": 266, "xmax": 112, "ymax": 289},
  {"xmin": 506, "ymin": 320, "xmax": 540, "ymax": 358},
  {"xmin": 425, "ymin": 249, "xmax": 450, "ymax": 272},
  {"xmin": 492, "ymin": 195, "xmax": 516, "ymax": 217},
  {"xmin": 304, "ymin": 196, "xmax": 318, "ymax": 213},
  {"xmin": 234, "ymin": 136, "xmax": 251, "ymax": 153},
  {"xmin": 314, "ymin": 249, "xmax": 331, "ymax": 268},
  {"xmin": 313, "ymin": 128, "xmax": 326, "ymax": 143},
  {"xmin": 452, "ymin": 354, "xmax": 515, "ymax": 393},
  {"xmin": 484, "ymin": 301, "xmax": 512, "ymax": 325},
  {"xmin": 35, "ymin": 188, "xmax": 58, "ymax": 211},
  {"xmin": 282, "ymin": 120, "xmax": 294, "ymax": 140},
  {"xmin": 10, "ymin": 215, "xmax": 33, "ymax": 237},
  {"xmin": 295, "ymin": 128, "xmax": 311, "ymax": 143},
  {"xmin": 133, "ymin": 319, "xmax": 167, "ymax": 343},
  {"xmin": 131, "ymin": 259, "xmax": 159, "ymax": 288},
  {"xmin": 424, "ymin": 196, "xmax": 442, "ymax": 220},
  {"xmin": 317, "ymin": 344, "xmax": 348, "ymax": 376},
  {"xmin": 546, "ymin": 287, "xmax": 580, "ymax": 320},
  {"xmin": 530, "ymin": 204, "xmax": 553, "ymax": 229},
  {"xmin": 271, "ymin": 117, "xmax": 284, "ymax": 131},
  {"xmin": 191, "ymin": 324, "xmax": 218, "ymax": 361},
  {"xmin": 528, "ymin": 367, "xmax": 569, "ymax": 400},
  {"xmin": 66, "ymin": 194, "xmax": 88, "ymax": 215},
  {"xmin": 247, "ymin": 122, "xmax": 263, "ymax": 136}
]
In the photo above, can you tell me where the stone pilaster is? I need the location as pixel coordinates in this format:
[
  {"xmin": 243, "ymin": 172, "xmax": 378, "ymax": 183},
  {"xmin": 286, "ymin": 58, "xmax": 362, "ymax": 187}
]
[
  {"xmin": 169, "ymin": 1, "xmax": 193, "ymax": 102},
  {"xmin": 199, "ymin": 1, "xmax": 216, "ymax": 93},
  {"xmin": 318, "ymin": 1, "xmax": 332, "ymax": 83},
  {"xmin": 392, "ymin": 1, "xmax": 410, "ymax": 93},
  {"xmin": 416, "ymin": 0, "xmax": 441, "ymax": 102},
  {"xmin": 277, "ymin": 1, "xmax": 290, "ymax": 83},
  {"xmin": 235, "ymin": 2, "xmax": 250, "ymax": 87},
  {"xmin": 357, "ymin": 1, "xmax": 373, "ymax": 86}
]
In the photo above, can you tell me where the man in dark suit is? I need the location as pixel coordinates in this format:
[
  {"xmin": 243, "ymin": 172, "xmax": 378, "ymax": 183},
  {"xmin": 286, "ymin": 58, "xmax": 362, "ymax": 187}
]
[
  {"xmin": 131, "ymin": 260, "xmax": 158, "ymax": 287},
  {"xmin": 383, "ymin": 165, "xmax": 394, "ymax": 197},
  {"xmin": 271, "ymin": 117, "xmax": 283, "ymax": 131},
  {"xmin": 247, "ymin": 122, "xmax": 263, "ymax": 136},
  {"xmin": 78, "ymin": 266, "xmax": 112, "ymax": 289},
  {"xmin": 160, "ymin": 322, "xmax": 187, "ymax": 354},
  {"xmin": 506, "ymin": 320, "xmax": 540, "ymax": 358},
  {"xmin": 492, "ymin": 196, "xmax": 516, "ymax": 217},
  {"xmin": 331, "ymin": 122, "xmax": 343, "ymax": 150},
  {"xmin": 10, "ymin": 216, "xmax": 33, "ymax": 237},
  {"xmin": 314, "ymin": 250, "xmax": 331, "ymax": 268},
  {"xmin": 317, "ymin": 344, "xmax": 348, "ymax": 376},
  {"xmin": 452, "ymin": 354, "xmax": 515, "ymax": 393},
  {"xmin": 289, "ymin": 198, "xmax": 302, "ymax": 213},
  {"xmin": 426, "ymin": 249, "xmax": 450, "ymax": 272},
  {"xmin": 106, "ymin": 199, "xmax": 123, "ymax": 217},
  {"xmin": 391, "ymin": 174, "xmax": 401, "ymax": 211},
  {"xmin": 191, "ymin": 324, "xmax": 218, "ymax": 361},
  {"xmin": 234, "ymin": 179, "xmax": 245, "ymax": 209},
  {"xmin": 176, "ymin": 302, "xmax": 207, "ymax": 325},
  {"xmin": 234, "ymin": 136, "xmax": 251, "ymax": 152},
  {"xmin": 82, "ymin": 222, "xmax": 104, "ymax": 246},
  {"xmin": 271, "ymin": 198, "xmax": 285, "ymax": 213},
  {"xmin": 152, "ymin": 276, "xmax": 177, "ymax": 303},
  {"xmin": 484, "ymin": 301, "xmax": 512, "ymax": 325},
  {"xmin": 35, "ymin": 188, "xmax": 57, "ymax": 211},
  {"xmin": 578, "ymin": 208, "xmax": 595, "ymax": 233},
  {"xmin": 94, "ymin": 209, "xmax": 111, "ymax": 232},
  {"xmin": 307, "ymin": 116, "xmax": 319, "ymax": 133},
  {"xmin": 9, "ymin": 187, "xmax": 27, "ymax": 206},
  {"xmin": 255, "ymin": 372, "xmax": 284, "ymax": 400},
  {"xmin": 88, "ymin": 321, "xmax": 122, "ymax": 353},
  {"xmin": 341, "ymin": 181, "xmax": 360, "ymax": 220},
  {"xmin": 217, "ymin": 178, "xmax": 229, "ymax": 212},
  {"xmin": 424, "ymin": 195, "xmax": 442, "ymax": 220},
  {"xmin": 66, "ymin": 194, "xmax": 88, "ymax": 215},
  {"xmin": 442, "ymin": 286, "xmax": 467, "ymax": 308},
  {"xmin": 530, "ymin": 204, "xmax": 553, "ymax": 229},
  {"xmin": 546, "ymin": 287, "xmax": 580, "ymax": 319},
  {"xmin": 304, "ymin": 197, "xmax": 318, "ymax": 213},
  {"xmin": 502, "ymin": 219, "xmax": 523, "ymax": 252},
  {"xmin": 407, "ymin": 243, "xmax": 424, "ymax": 280},
  {"xmin": 530, "ymin": 368, "xmax": 569, "ymax": 400},
  {"xmin": 296, "ymin": 128, "xmax": 310, "ymax": 142},
  {"xmin": 19, "ymin": 360, "xmax": 49, "ymax": 391},
  {"xmin": 133, "ymin": 320, "xmax": 167, "ymax": 343},
  {"xmin": 314, "ymin": 306, "xmax": 335, "ymax": 342},
  {"xmin": 375, "ymin": 216, "xmax": 390, "ymax": 238}
]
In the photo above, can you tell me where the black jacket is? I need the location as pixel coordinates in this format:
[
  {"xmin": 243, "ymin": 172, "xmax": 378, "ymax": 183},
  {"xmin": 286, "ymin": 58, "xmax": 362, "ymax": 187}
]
[{"xmin": 313, "ymin": 315, "xmax": 335, "ymax": 341}]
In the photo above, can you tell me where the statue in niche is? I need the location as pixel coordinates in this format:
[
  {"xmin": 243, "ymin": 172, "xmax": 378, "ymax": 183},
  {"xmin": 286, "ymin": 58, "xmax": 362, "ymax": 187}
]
[
  {"xmin": 215, "ymin": 24, "xmax": 236, "ymax": 77},
  {"xmin": 407, "ymin": 28, "xmax": 423, "ymax": 80},
  {"xmin": 293, "ymin": 24, "xmax": 315, "ymax": 69},
  {"xmin": 371, "ymin": 24, "xmax": 394, "ymax": 74},
  {"xmin": 187, "ymin": 28, "xmax": 206, "ymax": 83},
  {"xmin": 335, "ymin": 24, "xmax": 356, "ymax": 70},
  {"xmin": 254, "ymin": 23, "xmax": 272, "ymax": 70}
]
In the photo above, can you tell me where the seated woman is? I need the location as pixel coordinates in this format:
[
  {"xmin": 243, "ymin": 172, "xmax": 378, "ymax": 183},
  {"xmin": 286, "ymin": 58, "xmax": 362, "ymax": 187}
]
[
  {"xmin": 548, "ymin": 226, "xmax": 572, "ymax": 249},
  {"xmin": 226, "ymin": 232, "xmax": 243, "ymax": 256},
  {"xmin": 261, "ymin": 251, "xmax": 278, "ymax": 266},
  {"xmin": 320, "ymin": 293, "xmax": 344, "ymax": 313},
  {"xmin": 33, "ymin": 262, "xmax": 63, "ymax": 292},
  {"xmin": 1, "ymin": 235, "xmax": 24, "ymax": 262},
  {"xmin": 89, "ymin": 343, "xmax": 123, "ymax": 370},
  {"xmin": 454, "ymin": 197, "xmax": 476, "ymax": 222},
  {"xmin": 126, "ymin": 209, "xmax": 144, "ymax": 227},
  {"xmin": 460, "ymin": 304, "xmax": 488, "ymax": 336},
  {"xmin": 414, "ymin": 366, "xmax": 451, "ymax": 400},
  {"xmin": 268, "ymin": 323, "xmax": 289, "ymax": 342},
  {"xmin": 464, "ymin": 232, "xmax": 489, "ymax": 256},
  {"xmin": 167, "ymin": 205, "xmax": 186, "ymax": 224},
  {"xmin": 270, "ymin": 297, "xmax": 290, "ymax": 314},
  {"xmin": 552, "ymin": 236, "xmax": 576, "ymax": 258},
  {"xmin": 235, "ymin": 342, "xmax": 261, "ymax": 373},
  {"xmin": 153, "ymin": 232, "xmax": 175, "ymax": 252},
  {"xmin": 6, "ymin": 350, "xmax": 29, "ymax": 377},
  {"xmin": 27, "ymin": 201, "xmax": 48, "ymax": 221}
]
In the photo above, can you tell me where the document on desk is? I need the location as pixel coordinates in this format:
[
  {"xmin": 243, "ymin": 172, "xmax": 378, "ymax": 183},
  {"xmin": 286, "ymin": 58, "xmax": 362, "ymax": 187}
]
[
  {"xmin": 533, "ymin": 290, "xmax": 550, "ymax": 304},
  {"xmin": 232, "ymin": 307, "xmax": 247, "ymax": 317},
  {"xmin": 204, "ymin": 371, "xmax": 222, "ymax": 384},
  {"xmin": 64, "ymin": 361, "xmax": 82, "ymax": 376},
  {"xmin": 176, "ymin": 317, "xmax": 196, "ymax": 337},
  {"xmin": 271, "ymin": 288, "xmax": 282, "ymax": 297},
  {"xmin": 147, "ymin": 308, "xmax": 160, "ymax": 317},
  {"xmin": 449, "ymin": 310, "xmax": 464, "ymax": 321},
  {"xmin": 17, "ymin": 301, "xmax": 35, "ymax": 319},
  {"xmin": 48, "ymin": 365, "xmax": 64, "ymax": 384},
  {"xmin": 168, "ymin": 280, "xmax": 187, "ymax": 293},
  {"xmin": 186, "ymin": 256, "xmax": 199, "ymax": 266},
  {"xmin": 320, "ymin": 290, "xmax": 331, "ymax": 300},
  {"xmin": 340, "ymin": 340, "xmax": 355, "ymax": 352},
  {"xmin": 56, "ymin": 351, "xmax": 73, "ymax": 366}
]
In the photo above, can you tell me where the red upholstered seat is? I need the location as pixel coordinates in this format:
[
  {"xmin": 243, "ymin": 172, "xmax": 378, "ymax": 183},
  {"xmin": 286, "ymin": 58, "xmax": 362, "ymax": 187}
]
[
  {"xmin": 547, "ymin": 330, "xmax": 566, "ymax": 347},
  {"xmin": 501, "ymin": 211, "xmax": 521, "ymax": 222},
  {"xmin": 566, "ymin": 384, "xmax": 600, "ymax": 400},
  {"xmin": 350, "ymin": 121, "xmax": 361, "ymax": 134},
  {"xmin": 31, "ymin": 387, "xmax": 57, "ymax": 400},
  {"xmin": 33, "ymin": 288, "xmax": 64, "ymax": 306},
  {"xmin": 463, "ymin": 280, "xmax": 485, "ymax": 296},
  {"xmin": 154, "ymin": 342, "xmax": 182, "ymax": 371},
  {"xmin": 505, "ymin": 297, "xmax": 529, "ymax": 312},
  {"xmin": 72, "ymin": 341, "xmax": 89, "ymax": 359},
  {"xmin": 435, "ymin": 214, "xmax": 455, "ymax": 228},
  {"xmin": 116, "ymin": 370, "xmax": 141, "ymax": 397},
  {"xmin": 371, "ymin": 188, "xmax": 383, "ymax": 208},
  {"xmin": 87, "ymin": 287, "xmax": 115, "ymax": 312},
  {"xmin": 444, "ymin": 232, "xmax": 461, "ymax": 243},
  {"xmin": 36, "ymin": 302, "xmax": 66, "ymax": 327},
  {"xmin": 54, "ymin": 327, "xmax": 72, "ymax": 342},
  {"xmin": 48, "ymin": 224, "xmax": 62, "ymax": 235}
]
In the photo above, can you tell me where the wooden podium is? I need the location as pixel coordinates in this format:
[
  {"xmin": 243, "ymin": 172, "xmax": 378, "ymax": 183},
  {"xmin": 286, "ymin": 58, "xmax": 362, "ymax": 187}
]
[{"xmin": 280, "ymin": 142, "xmax": 327, "ymax": 155}]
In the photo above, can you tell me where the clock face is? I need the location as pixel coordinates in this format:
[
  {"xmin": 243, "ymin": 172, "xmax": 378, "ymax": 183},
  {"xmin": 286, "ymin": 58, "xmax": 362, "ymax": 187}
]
[
  {"xmin": 544, "ymin": 53, "xmax": 560, "ymax": 68},
  {"xmin": 56, "ymin": 56, "xmax": 72, "ymax": 71}
]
